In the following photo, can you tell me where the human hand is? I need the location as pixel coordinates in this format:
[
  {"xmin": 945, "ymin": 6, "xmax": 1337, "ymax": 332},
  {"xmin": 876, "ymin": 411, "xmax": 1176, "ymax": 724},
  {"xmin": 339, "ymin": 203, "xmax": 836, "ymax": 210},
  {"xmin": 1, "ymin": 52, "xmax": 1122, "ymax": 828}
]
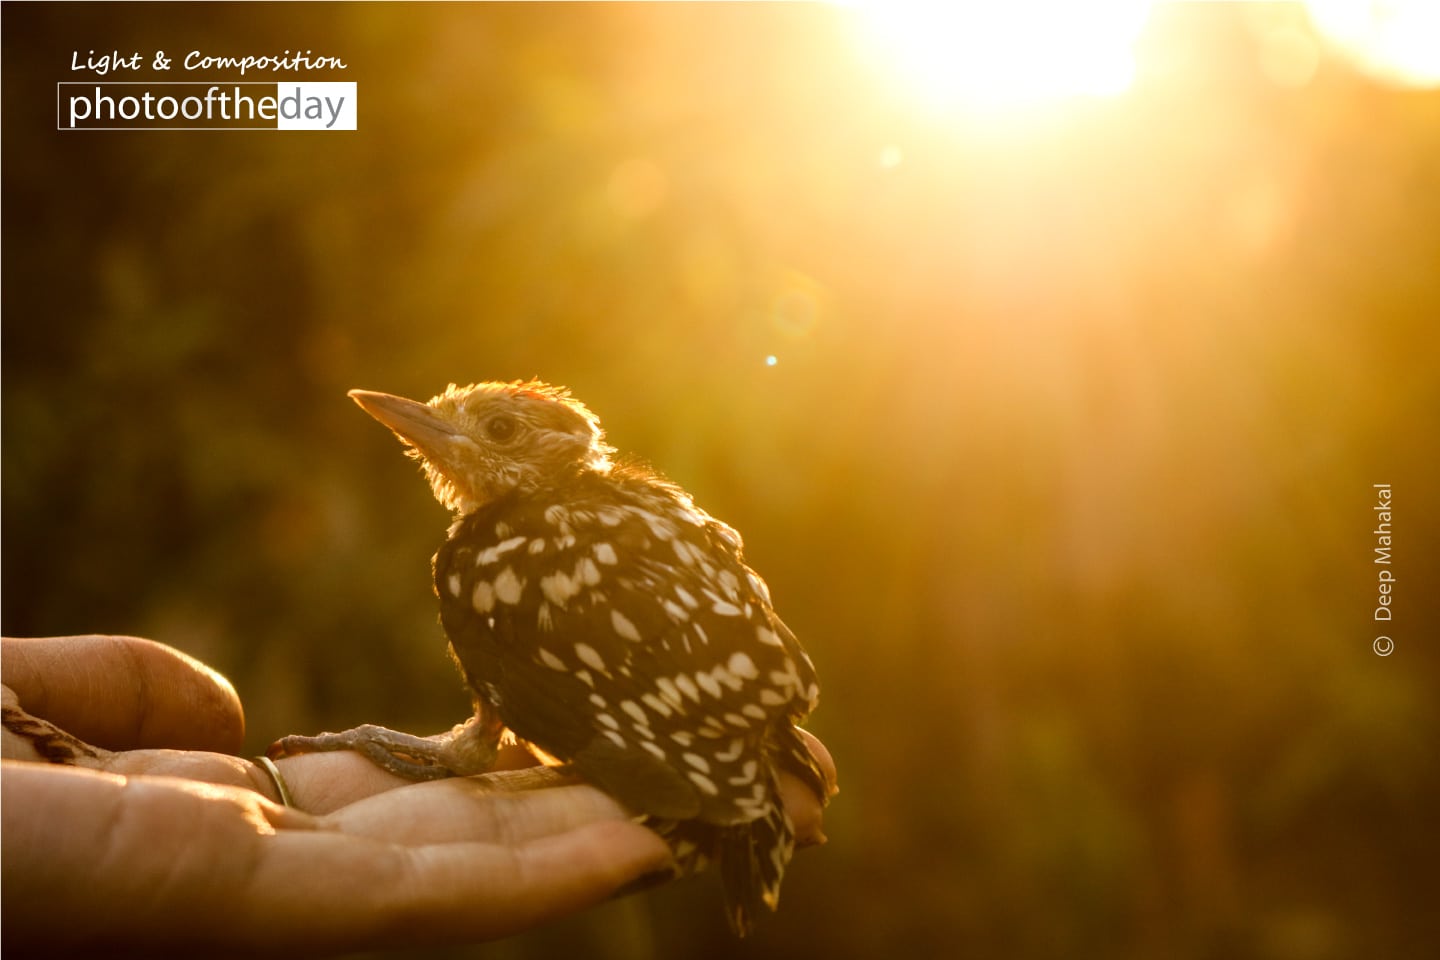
[{"xmin": 0, "ymin": 635, "xmax": 835, "ymax": 953}]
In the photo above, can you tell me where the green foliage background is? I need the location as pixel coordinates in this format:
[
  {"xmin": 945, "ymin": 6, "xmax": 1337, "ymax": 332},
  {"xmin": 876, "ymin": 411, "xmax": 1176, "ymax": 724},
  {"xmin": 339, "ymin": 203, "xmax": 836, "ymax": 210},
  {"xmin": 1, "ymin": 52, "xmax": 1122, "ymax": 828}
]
[{"xmin": 4, "ymin": 4, "xmax": 1437, "ymax": 958}]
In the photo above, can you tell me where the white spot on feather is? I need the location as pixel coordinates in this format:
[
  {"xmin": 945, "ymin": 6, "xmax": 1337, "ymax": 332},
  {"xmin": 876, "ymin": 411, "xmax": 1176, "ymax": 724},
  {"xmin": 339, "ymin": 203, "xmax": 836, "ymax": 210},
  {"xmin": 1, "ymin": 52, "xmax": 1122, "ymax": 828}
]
[
  {"xmin": 718, "ymin": 570, "xmax": 741, "ymax": 600},
  {"xmin": 655, "ymin": 677, "xmax": 683, "ymax": 709},
  {"xmin": 735, "ymin": 795, "xmax": 767, "ymax": 816},
  {"xmin": 687, "ymin": 770, "xmax": 719, "ymax": 796},
  {"xmin": 728, "ymin": 760, "xmax": 758, "ymax": 786},
  {"xmin": 675, "ymin": 674, "xmax": 701, "ymax": 703},
  {"xmin": 476, "ymin": 536, "xmax": 528, "ymax": 567},
  {"xmin": 634, "ymin": 509, "xmax": 674, "ymax": 541},
  {"xmin": 641, "ymin": 693, "xmax": 673, "ymax": 718},
  {"xmin": 611, "ymin": 609, "xmax": 642, "ymax": 642},
  {"xmin": 593, "ymin": 542, "xmax": 618, "ymax": 565},
  {"xmin": 574, "ymin": 643, "xmax": 606, "ymax": 673},
  {"xmin": 472, "ymin": 580, "xmax": 495, "ymax": 614},
  {"xmin": 727, "ymin": 652, "xmax": 758, "ymax": 681},
  {"xmin": 713, "ymin": 665, "xmax": 743, "ymax": 692},
  {"xmin": 494, "ymin": 567, "xmax": 523, "ymax": 605},
  {"xmin": 682, "ymin": 752, "xmax": 711, "ymax": 773},
  {"xmin": 576, "ymin": 557, "xmax": 602, "ymax": 586},
  {"xmin": 540, "ymin": 571, "xmax": 579, "ymax": 607},
  {"xmin": 537, "ymin": 647, "xmax": 566, "ymax": 671},
  {"xmin": 699, "ymin": 717, "xmax": 728, "ymax": 737},
  {"xmin": 769, "ymin": 665, "xmax": 798, "ymax": 689},
  {"xmin": 619, "ymin": 700, "xmax": 647, "ymax": 725},
  {"xmin": 696, "ymin": 671, "xmax": 722, "ymax": 698}
]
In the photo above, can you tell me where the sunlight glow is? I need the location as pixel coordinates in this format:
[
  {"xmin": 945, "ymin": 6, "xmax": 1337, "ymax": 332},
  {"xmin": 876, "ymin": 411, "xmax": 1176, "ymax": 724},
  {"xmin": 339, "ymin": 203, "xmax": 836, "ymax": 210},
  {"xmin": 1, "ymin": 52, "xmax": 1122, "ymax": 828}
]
[
  {"xmin": 851, "ymin": 0, "xmax": 1153, "ymax": 112},
  {"xmin": 1305, "ymin": 0, "xmax": 1440, "ymax": 88}
]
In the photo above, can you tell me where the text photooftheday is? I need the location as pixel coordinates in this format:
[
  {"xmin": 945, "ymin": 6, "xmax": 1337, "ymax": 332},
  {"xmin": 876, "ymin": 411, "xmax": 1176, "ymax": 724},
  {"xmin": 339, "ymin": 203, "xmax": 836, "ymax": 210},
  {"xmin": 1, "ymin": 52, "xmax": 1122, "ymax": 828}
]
[{"xmin": 58, "ymin": 82, "xmax": 356, "ymax": 130}]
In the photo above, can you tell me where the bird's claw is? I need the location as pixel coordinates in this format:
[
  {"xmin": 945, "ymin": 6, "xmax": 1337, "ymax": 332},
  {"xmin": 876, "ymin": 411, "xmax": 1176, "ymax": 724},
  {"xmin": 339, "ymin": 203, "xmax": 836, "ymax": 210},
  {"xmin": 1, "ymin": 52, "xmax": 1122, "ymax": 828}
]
[{"xmin": 266, "ymin": 715, "xmax": 503, "ymax": 782}]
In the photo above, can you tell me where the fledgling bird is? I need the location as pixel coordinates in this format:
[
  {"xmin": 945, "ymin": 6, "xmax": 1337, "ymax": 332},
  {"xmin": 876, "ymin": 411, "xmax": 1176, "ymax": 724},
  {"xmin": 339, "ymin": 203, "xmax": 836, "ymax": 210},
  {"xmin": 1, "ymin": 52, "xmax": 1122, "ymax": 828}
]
[{"xmin": 271, "ymin": 380, "xmax": 834, "ymax": 934}]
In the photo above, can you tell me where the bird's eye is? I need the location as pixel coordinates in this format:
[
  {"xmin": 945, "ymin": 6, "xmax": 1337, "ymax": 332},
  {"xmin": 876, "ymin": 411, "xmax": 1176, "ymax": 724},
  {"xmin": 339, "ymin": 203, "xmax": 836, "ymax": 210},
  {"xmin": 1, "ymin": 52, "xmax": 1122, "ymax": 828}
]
[{"xmin": 485, "ymin": 415, "xmax": 518, "ymax": 443}]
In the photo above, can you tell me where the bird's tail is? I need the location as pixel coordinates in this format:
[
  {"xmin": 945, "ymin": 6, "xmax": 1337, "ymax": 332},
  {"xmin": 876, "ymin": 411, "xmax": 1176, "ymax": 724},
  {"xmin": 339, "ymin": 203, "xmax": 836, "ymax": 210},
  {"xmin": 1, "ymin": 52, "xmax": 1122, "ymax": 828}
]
[
  {"xmin": 647, "ymin": 724, "xmax": 831, "ymax": 935},
  {"xmin": 717, "ymin": 724, "xmax": 834, "ymax": 934},
  {"xmin": 646, "ymin": 774, "xmax": 795, "ymax": 936},
  {"xmin": 718, "ymin": 776, "xmax": 795, "ymax": 937}
]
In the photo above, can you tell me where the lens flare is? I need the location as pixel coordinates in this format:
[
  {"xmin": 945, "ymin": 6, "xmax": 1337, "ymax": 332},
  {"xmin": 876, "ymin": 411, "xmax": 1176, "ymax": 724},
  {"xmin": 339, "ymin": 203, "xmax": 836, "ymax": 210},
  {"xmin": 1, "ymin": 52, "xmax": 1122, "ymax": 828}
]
[
  {"xmin": 1305, "ymin": 0, "xmax": 1440, "ymax": 88},
  {"xmin": 849, "ymin": 0, "xmax": 1154, "ymax": 112}
]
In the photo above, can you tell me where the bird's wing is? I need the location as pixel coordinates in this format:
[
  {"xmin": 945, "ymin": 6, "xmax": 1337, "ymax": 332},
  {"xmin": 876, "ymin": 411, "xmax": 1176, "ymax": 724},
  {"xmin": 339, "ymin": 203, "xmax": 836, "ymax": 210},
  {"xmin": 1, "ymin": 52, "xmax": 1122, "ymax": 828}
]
[{"xmin": 436, "ymin": 482, "xmax": 817, "ymax": 824}]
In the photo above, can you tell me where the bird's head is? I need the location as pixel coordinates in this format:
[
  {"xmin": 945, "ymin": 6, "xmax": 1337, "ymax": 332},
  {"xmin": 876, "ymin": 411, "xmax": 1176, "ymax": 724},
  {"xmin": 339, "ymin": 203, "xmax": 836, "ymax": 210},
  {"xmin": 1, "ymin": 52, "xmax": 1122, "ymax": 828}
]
[{"xmin": 349, "ymin": 380, "xmax": 614, "ymax": 514}]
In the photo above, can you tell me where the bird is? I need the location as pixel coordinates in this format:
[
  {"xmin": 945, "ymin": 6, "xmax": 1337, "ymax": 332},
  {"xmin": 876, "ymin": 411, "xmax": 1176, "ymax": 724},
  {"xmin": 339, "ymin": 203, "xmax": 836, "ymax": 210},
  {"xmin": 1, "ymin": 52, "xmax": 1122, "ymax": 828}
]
[{"xmin": 269, "ymin": 379, "xmax": 834, "ymax": 934}]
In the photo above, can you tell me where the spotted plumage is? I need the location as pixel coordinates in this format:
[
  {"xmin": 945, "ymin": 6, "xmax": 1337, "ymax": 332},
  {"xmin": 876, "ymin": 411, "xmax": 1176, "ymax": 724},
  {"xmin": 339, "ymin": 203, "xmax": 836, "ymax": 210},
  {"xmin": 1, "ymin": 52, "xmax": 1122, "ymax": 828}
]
[{"xmin": 308, "ymin": 380, "xmax": 830, "ymax": 934}]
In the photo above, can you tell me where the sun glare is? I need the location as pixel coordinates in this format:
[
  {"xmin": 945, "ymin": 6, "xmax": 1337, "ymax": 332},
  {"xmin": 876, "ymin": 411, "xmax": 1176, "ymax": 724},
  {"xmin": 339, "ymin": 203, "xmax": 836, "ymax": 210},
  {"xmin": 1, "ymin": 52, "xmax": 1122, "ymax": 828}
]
[
  {"xmin": 850, "ymin": 0, "xmax": 1154, "ymax": 112},
  {"xmin": 1305, "ymin": 0, "xmax": 1440, "ymax": 88}
]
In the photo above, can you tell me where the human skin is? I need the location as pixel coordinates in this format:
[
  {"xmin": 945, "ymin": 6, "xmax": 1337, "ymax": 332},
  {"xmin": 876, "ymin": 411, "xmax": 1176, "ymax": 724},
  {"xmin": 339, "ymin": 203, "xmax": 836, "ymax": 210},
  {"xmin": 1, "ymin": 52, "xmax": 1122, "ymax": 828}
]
[{"xmin": 0, "ymin": 635, "xmax": 834, "ymax": 954}]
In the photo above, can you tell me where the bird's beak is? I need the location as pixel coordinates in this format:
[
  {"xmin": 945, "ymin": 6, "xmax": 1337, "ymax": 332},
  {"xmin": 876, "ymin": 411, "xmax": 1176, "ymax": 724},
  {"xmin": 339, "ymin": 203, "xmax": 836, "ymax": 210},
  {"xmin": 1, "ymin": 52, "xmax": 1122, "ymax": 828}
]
[{"xmin": 348, "ymin": 389, "xmax": 463, "ymax": 464}]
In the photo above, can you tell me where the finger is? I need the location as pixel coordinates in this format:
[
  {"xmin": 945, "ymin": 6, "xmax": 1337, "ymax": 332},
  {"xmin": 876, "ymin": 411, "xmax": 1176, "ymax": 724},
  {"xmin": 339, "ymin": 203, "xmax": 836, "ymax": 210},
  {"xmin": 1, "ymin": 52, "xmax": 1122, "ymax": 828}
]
[
  {"xmin": 250, "ymin": 819, "xmax": 673, "ymax": 949},
  {"xmin": 322, "ymin": 771, "xmax": 635, "ymax": 846},
  {"xmin": 319, "ymin": 735, "xmax": 838, "ymax": 847},
  {"xmin": 98, "ymin": 748, "xmax": 260, "ymax": 792},
  {"xmin": 0, "ymin": 636, "xmax": 243, "ymax": 754},
  {"xmin": 0, "ymin": 762, "xmax": 316, "ymax": 951},
  {"xmin": 2, "ymin": 685, "xmax": 107, "ymax": 764},
  {"xmin": 258, "ymin": 732, "xmax": 542, "ymax": 815},
  {"xmin": 394, "ymin": 819, "xmax": 674, "ymax": 943},
  {"xmin": 780, "ymin": 728, "xmax": 837, "ymax": 847},
  {"xmin": 270, "ymin": 751, "xmax": 416, "ymax": 814},
  {"xmin": 795, "ymin": 727, "xmax": 838, "ymax": 797},
  {"xmin": 2, "ymin": 760, "xmax": 666, "ymax": 953}
]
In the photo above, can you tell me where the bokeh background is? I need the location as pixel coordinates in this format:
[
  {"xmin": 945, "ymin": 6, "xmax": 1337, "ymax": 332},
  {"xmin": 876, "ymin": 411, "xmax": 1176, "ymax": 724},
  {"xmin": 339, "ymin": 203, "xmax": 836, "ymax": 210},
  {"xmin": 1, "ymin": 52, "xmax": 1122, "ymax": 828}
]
[{"xmin": 4, "ymin": 3, "xmax": 1438, "ymax": 958}]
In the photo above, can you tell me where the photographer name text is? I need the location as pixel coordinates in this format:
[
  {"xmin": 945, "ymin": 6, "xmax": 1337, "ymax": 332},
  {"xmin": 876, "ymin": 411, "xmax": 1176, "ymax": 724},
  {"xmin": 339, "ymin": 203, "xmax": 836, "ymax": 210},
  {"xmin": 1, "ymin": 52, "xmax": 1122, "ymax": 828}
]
[{"xmin": 1371, "ymin": 483, "xmax": 1395, "ymax": 657}]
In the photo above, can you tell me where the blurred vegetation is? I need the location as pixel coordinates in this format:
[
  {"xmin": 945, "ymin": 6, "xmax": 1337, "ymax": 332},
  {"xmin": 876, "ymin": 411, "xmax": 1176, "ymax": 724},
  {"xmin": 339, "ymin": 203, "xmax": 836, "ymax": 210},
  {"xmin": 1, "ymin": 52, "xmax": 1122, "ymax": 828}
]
[{"xmin": 3, "ymin": 3, "xmax": 1438, "ymax": 959}]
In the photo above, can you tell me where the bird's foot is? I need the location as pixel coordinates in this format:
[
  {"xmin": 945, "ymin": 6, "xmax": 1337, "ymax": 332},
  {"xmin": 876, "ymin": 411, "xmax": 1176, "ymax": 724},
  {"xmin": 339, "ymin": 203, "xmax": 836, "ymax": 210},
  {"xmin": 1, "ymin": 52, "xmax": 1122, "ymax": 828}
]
[{"xmin": 267, "ymin": 713, "xmax": 502, "ymax": 781}]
